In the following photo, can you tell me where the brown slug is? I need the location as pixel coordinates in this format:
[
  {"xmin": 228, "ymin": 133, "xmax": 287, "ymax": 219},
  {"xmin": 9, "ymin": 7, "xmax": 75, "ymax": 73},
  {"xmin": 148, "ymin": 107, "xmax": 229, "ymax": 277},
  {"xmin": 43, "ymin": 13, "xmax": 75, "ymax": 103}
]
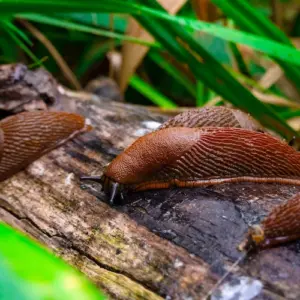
[
  {"xmin": 81, "ymin": 107, "xmax": 265, "ymax": 203},
  {"xmin": 158, "ymin": 106, "xmax": 263, "ymax": 131},
  {"xmin": 81, "ymin": 106, "xmax": 300, "ymax": 248},
  {"xmin": 239, "ymin": 193, "xmax": 300, "ymax": 250},
  {"xmin": 0, "ymin": 111, "xmax": 91, "ymax": 182},
  {"xmin": 82, "ymin": 125, "xmax": 300, "ymax": 205}
]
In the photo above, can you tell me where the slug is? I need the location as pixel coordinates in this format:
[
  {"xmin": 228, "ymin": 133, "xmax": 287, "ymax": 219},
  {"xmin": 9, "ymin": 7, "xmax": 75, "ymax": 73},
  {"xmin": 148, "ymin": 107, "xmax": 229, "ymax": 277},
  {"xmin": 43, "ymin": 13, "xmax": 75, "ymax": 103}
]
[
  {"xmin": 239, "ymin": 193, "xmax": 300, "ymax": 250},
  {"xmin": 81, "ymin": 107, "xmax": 264, "ymax": 203},
  {"xmin": 82, "ymin": 125, "xmax": 300, "ymax": 205},
  {"xmin": 158, "ymin": 106, "xmax": 263, "ymax": 132},
  {"xmin": 0, "ymin": 111, "xmax": 91, "ymax": 182}
]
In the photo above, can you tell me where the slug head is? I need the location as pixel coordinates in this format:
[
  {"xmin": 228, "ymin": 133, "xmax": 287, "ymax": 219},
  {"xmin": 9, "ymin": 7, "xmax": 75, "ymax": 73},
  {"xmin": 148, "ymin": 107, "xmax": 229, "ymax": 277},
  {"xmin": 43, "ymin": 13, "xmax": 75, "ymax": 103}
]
[
  {"xmin": 80, "ymin": 174, "xmax": 126, "ymax": 205},
  {"xmin": 80, "ymin": 128, "xmax": 201, "ymax": 205}
]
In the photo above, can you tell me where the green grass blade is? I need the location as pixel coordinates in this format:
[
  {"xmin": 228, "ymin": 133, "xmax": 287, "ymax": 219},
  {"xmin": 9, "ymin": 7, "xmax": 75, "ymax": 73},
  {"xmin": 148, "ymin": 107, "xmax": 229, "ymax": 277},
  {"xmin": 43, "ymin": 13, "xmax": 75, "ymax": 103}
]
[
  {"xmin": 18, "ymin": 13, "xmax": 161, "ymax": 49},
  {"xmin": 127, "ymin": 5, "xmax": 300, "ymax": 66},
  {"xmin": 3, "ymin": 1, "xmax": 300, "ymax": 66},
  {"xmin": 56, "ymin": 13, "xmax": 127, "ymax": 32},
  {"xmin": 0, "ymin": 222, "xmax": 105, "ymax": 300},
  {"xmin": 223, "ymin": 0, "xmax": 291, "ymax": 44},
  {"xmin": 148, "ymin": 50, "xmax": 196, "ymax": 98},
  {"xmin": 196, "ymin": 81, "xmax": 205, "ymax": 107},
  {"xmin": 211, "ymin": 0, "xmax": 300, "ymax": 93},
  {"xmin": 129, "ymin": 75, "xmax": 177, "ymax": 108},
  {"xmin": 2, "ymin": 21, "xmax": 40, "ymax": 64},
  {"xmin": 75, "ymin": 39, "xmax": 122, "ymax": 78},
  {"xmin": 280, "ymin": 110, "xmax": 300, "ymax": 120},
  {"xmin": 229, "ymin": 42, "xmax": 251, "ymax": 77},
  {"xmin": 3, "ymin": 20, "xmax": 33, "ymax": 45}
]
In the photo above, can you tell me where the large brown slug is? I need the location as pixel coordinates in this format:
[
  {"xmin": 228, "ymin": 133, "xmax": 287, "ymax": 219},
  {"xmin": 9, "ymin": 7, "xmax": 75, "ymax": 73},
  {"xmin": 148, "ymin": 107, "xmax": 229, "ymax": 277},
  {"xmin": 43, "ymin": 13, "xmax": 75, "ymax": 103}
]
[
  {"xmin": 81, "ymin": 106, "xmax": 300, "ymax": 248},
  {"xmin": 83, "ymin": 126, "xmax": 300, "ymax": 205},
  {"xmin": 0, "ymin": 111, "xmax": 91, "ymax": 181}
]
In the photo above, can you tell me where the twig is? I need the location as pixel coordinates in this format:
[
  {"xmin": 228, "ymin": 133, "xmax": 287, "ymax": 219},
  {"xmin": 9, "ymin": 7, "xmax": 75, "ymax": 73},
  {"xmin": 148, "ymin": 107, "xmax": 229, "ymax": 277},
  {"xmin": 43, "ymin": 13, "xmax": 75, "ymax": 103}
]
[{"xmin": 19, "ymin": 19, "xmax": 82, "ymax": 91}]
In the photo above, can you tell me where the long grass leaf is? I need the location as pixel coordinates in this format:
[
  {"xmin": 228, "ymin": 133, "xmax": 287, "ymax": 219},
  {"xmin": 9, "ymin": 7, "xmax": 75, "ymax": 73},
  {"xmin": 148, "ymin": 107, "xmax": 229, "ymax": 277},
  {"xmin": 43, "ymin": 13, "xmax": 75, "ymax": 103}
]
[
  {"xmin": 2, "ymin": 22, "xmax": 40, "ymax": 64},
  {"xmin": 129, "ymin": 75, "xmax": 177, "ymax": 108},
  {"xmin": 148, "ymin": 50, "xmax": 196, "ymax": 98},
  {"xmin": 211, "ymin": 0, "xmax": 300, "ymax": 93},
  {"xmin": 19, "ymin": 13, "xmax": 161, "ymax": 49}
]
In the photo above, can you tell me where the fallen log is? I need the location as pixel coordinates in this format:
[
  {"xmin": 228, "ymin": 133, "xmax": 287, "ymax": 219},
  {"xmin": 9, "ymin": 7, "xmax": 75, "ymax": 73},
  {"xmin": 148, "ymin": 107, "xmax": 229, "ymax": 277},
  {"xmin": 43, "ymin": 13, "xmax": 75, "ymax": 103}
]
[{"xmin": 0, "ymin": 64, "xmax": 300, "ymax": 299}]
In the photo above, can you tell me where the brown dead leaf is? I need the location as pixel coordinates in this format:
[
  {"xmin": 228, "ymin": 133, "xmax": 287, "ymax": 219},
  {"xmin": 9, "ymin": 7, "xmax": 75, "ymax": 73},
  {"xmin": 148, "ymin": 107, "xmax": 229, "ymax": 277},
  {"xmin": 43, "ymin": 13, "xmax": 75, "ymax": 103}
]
[
  {"xmin": 288, "ymin": 117, "xmax": 300, "ymax": 131},
  {"xmin": 119, "ymin": 0, "xmax": 187, "ymax": 92},
  {"xmin": 238, "ymin": 38, "xmax": 300, "ymax": 102},
  {"xmin": 191, "ymin": 0, "xmax": 218, "ymax": 22},
  {"xmin": 258, "ymin": 65, "xmax": 283, "ymax": 89}
]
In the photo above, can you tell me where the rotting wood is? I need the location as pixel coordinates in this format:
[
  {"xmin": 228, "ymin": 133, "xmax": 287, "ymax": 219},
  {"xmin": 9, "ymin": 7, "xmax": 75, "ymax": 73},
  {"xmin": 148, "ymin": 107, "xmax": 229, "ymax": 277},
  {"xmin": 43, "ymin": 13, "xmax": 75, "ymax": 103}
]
[{"xmin": 1, "ymin": 65, "xmax": 300, "ymax": 299}]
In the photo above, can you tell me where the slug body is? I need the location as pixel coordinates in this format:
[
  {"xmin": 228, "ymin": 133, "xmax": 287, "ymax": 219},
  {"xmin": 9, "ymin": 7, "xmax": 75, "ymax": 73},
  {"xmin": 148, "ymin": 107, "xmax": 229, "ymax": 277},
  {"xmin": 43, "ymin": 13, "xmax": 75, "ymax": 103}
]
[
  {"xmin": 239, "ymin": 193, "xmax": 300, "ymax": 250},
  {"xmin": 80, "ymin": 105, "xmax": 300, "ymax": 248},
  {"xmin": 158, "ymin": 106, "xmax": 263, "ymax": 131},
  {"xmin": 0, "ymin": 111, "xmax": 91, "ymax": 182},
  {"xmin": 101, "ymin": 127, "xmax": 300, "ymax": 203}
]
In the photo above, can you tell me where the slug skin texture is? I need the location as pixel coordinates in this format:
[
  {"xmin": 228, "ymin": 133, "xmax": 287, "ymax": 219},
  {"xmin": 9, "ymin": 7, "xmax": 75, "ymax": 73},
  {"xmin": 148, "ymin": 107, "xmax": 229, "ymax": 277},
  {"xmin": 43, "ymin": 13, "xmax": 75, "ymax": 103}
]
[
  {"xmin": 104, "ymin": 127, "xmax": 300, "ymax": 191},
  {"xmin": 0, "ymin": 111, "xmax": 91, "ymax": 181}
]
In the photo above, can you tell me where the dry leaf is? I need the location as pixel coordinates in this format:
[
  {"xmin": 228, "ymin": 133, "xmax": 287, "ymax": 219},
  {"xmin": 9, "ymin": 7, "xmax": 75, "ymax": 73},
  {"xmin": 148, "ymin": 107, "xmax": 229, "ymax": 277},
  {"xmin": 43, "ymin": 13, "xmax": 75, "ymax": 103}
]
[
  {"xmin": 191, "ymin": 0, "xmax": 218, "ymax": 22},
  {"xmin": 288, "ymin": 117, "xmax": 300, "ymax": 131},
  {"xmin": 119, "ymin": 0, "xmax": 187, "ymax": 92}
]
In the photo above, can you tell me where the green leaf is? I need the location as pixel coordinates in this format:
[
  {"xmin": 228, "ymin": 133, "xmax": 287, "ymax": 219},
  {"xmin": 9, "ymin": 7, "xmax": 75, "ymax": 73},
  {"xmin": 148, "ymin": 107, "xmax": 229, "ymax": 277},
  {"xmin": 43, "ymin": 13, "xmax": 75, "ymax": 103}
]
[
  {"xmin": 18, "ymin": 13, "xmax": 161, "ymax": 49},
  {"xmin": 229, "ymin": 42, "xmax": 251, "ymax": 77},
  {"xmin": 148, "ymin": 50, "xmax": 196, "ymax": 98},
  {"xmin": 0, "ymin": 222, "xmax": 105, "ymax": 300},
  {"xmin": 280, "ymin": 110, "xmax": 300, "ymax": 120},
  {"xmin": 8, "ymin": 2, "xmax": 300, "ymax": 67},
  {"xmin": 3, "ymin": 20, "xmax": 33, "ymax": 46},
  {"xmin": 56, "ymin": 13, "xmax": 127, "ymax": 32},
  {"xmin": 2, "ymin": 21, "xmax": 40, "ymax": 65},
  {"xmin": 129, "ymin": 74, "xmax": 177, "ymax": 108},
  {"xmin": 75, "ymin": 39, "xmax": 122, "ymax": 78},
  {"xmin": 211, "ymin": 0, "xmax": 300, "ymax": 94},
  {"xmin": 196, "ymin": 81, "xmax": 205, "ymax": 107},
  {"xmin": 129, "ymin": 5, "xmax": 300, "ymax": 66}
]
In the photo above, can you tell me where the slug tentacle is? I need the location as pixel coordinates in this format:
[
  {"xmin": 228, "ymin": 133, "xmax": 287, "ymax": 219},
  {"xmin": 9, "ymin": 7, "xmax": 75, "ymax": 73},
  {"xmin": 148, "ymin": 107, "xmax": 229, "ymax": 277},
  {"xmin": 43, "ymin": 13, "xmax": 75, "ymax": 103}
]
[
  {"xmin": 80, "ymin": 175, "xmax": 102, "ymax": 183},
  {"xmin": 109, "ymin": 182, "xmax": 120, "ymax": 205},
  {"xmin": 0, "ymin": 111, "xmax": 92, "ymax": 182}
]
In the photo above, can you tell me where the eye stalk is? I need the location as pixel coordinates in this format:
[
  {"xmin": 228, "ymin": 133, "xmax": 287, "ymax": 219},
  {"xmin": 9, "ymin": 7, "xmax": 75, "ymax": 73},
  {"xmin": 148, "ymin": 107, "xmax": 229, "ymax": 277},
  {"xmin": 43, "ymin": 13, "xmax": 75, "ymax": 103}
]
[{"xmin": 80, "ymin": 174, "xmax": 124, "ymax": 205}]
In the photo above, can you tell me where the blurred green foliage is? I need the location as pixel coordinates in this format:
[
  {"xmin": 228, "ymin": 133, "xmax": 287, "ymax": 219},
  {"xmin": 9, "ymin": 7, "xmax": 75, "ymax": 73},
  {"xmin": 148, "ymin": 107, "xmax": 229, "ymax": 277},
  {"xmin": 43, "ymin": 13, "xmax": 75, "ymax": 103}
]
[
  {"xmin": 0, "ymin": 1, "xmax": 298, "ymax": 138},
  {"xmin": 0, "ymin": 222, "xmax": 105, "ymax": 300}
]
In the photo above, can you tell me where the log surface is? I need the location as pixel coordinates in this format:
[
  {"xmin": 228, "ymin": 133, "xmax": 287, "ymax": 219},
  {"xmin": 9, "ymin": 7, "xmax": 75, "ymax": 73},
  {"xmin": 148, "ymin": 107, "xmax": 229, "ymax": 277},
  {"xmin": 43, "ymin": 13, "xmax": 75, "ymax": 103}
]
[{"xmin": 1, "ymin": 66, "xmax": 300, "ymax": 299}]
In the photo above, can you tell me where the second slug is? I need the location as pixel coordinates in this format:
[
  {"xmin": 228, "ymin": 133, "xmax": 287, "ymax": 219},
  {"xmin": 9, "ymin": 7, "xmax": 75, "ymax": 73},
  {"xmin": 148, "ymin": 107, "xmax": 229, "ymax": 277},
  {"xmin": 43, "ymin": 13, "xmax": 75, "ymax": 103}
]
[
  {"xmin": 239, "ymin": 192, "xmax": 300, "ymax": 250},
  {"xmin": 0, "ymin": 111, "xmax": 91, "ymax": 182}
]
